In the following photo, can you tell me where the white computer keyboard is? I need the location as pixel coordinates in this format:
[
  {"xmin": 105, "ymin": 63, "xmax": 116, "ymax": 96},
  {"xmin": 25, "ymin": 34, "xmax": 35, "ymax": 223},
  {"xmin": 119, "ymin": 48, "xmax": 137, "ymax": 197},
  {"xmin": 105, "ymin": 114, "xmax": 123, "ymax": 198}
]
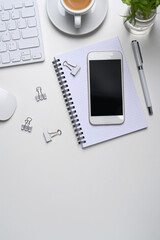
[{"xmin": 0, "ymin": 0, "xmax": 44, "ymax": 68}]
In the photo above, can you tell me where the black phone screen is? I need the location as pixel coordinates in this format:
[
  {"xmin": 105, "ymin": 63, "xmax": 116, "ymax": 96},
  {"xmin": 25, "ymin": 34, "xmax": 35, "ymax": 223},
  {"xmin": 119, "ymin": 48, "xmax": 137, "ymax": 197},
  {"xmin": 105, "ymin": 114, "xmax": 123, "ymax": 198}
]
[{"xmin": 89, "ymin": 59, "xmax": 123, "ymax": 116}]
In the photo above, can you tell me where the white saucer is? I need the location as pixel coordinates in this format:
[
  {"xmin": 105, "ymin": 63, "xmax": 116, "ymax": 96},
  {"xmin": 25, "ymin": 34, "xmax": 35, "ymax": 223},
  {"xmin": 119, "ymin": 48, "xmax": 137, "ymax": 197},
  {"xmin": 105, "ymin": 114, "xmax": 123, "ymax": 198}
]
[{"xmin": 47, "ymin": 0, "xmax": 108, "ymax": 36}]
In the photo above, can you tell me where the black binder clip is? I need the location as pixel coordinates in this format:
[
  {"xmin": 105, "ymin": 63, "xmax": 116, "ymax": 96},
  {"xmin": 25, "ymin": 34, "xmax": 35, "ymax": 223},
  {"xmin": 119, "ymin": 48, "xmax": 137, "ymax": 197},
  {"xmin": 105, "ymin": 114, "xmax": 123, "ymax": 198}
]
[
  {"xmin": 43, "ymin": 129, "xmax": 62, "ymax": 143},
  {"xmin": 21, "ymin": 117, "xmax": 33, "ymax": 132},
  {"xmin": 63, "ymin": 61, "xmax": 80, "ymax": 76},
  {"xmin": 35, "ymin": 86, "xmax": 47, "ymax": 102}
]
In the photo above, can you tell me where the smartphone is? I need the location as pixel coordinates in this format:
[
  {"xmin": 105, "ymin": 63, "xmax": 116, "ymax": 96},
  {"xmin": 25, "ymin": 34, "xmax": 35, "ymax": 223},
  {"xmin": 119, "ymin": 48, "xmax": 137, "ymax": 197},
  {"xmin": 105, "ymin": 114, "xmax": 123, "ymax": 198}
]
[{"xmin": 87, "ymin": 51, "xmax": 124, "ymax": 125}]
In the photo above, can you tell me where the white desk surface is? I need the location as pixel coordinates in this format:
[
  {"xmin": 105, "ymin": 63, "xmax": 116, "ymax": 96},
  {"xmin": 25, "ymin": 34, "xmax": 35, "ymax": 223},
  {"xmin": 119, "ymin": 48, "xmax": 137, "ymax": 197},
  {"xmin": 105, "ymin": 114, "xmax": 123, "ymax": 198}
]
[{"xmin": 1, "ymin": 0, "xmax": 160, "ymax": 239}]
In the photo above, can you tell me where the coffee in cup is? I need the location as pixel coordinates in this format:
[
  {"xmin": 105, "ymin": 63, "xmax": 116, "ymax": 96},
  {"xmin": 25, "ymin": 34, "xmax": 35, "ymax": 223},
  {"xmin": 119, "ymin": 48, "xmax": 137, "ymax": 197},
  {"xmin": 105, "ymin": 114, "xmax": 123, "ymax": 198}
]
[
  {"xmin": 60, "ymin": 0, "xmax": 95, "ymax": 28},
  {"xmin": 64, "ymin": 0, "xmax": 92, "ymax": 11}
]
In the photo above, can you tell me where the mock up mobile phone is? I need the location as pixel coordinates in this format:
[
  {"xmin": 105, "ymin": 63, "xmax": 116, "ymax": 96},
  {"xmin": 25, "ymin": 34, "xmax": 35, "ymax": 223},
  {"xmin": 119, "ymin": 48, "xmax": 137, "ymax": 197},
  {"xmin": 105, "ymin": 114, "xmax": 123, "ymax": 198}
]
[{"xmin": 87, "ymin": 51, "xmax": 125, "ymax": 125}]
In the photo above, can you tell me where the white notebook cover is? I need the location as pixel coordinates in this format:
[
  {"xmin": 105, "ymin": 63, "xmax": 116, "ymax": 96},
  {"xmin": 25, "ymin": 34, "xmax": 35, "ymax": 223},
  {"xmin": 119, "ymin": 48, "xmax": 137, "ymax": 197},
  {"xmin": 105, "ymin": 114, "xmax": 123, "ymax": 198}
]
[{"xmin": 54, "ymin": 37, "xmax": 147, "ymax": 148}]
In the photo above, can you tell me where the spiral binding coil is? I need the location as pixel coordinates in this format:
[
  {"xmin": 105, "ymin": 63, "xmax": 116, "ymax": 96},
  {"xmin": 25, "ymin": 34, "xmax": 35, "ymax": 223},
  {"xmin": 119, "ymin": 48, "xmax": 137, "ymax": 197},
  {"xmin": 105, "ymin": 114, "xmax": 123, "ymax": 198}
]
[{"xmin": 52, "ymin": 58, "xmax": 86, "ymax": 145}]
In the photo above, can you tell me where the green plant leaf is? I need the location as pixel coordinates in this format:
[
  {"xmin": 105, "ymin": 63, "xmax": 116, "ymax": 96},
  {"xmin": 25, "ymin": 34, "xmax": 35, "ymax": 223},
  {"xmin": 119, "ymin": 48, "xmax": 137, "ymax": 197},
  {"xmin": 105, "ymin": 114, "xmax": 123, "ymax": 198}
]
[{"xmin": 121, "ymin": 0, "xmax": 159, "ymax": 21}]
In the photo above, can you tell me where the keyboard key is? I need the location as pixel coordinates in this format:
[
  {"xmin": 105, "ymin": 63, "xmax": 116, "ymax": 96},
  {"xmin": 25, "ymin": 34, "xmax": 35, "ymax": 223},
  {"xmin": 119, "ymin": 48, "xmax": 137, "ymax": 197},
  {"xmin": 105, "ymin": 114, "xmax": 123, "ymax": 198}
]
[
  {"xmin": 0, "ymin": 22, "xmax": 6, "ymax": 32},
  {"xmin": 4, "ymin": 3, "xmax": 13, "ymax": 10},
  {"xmin": 18, "ymin": 37, "xmax": 39, "ymax": 49},
  {"xmin": 22, "ymin": 7, "xmax": 35, "ymax": 18},
  {"xmin": 22, "ymin": 27, "xmax": 38, "ymax": 38},
  {"xmin": 10, "ymin": 51, "xmax": 21, "ymax": 62},
  {"xmin": 17, "ymin": 19, "xmax": 27, "ymax": 29},
  {"xmin": 2, "ymin": 32, "xmax": 11, "ymax": 41},
  {"xmin": 21, "ymin": 49, "xmax": 31, "ymax": 55},
  {"xmin": 8, "ymin": 20, "xmax": 17, "ymax": 30},
  {"xmin": 8, "ymin": 41, "xmax": 17, "ymax": 51},
  {"xmin": 1, "ymin": 12, "xmax": 10, "ymax": 21},
  {"xmin": 11, "ymin": 10, "xmax": 20, "ymax": 19},
  {"xmin": 21, "ymin": 49, "xmax": 31, "ymax": 61},
  {"xmin": 28, "ymin": 17, "xmax": 37, "ymax": 27},
  {"xmin": 11, "ymin": 29, "xmax": 21, "ymax": 40},
  {"xmin": 24, "ymin": 1, "xmax": 34, "ymax": 7},
  {"xmin": 1, "ymin": 52, "xmax": 10, "ymax": 63},
  {"xmin": 22, "ymin": 55, "xmax": 31, "ymax": 61},
  {"xmin": 33, "ymin": 52, "xmax": 42, "ymax": 60},
  {"xmin": 14, "ymin": 2, "xmax": 23, "ymax": 9},
  {"xmin": 0, "ymin": 42, "xmax": 7, "ymax": 52}
]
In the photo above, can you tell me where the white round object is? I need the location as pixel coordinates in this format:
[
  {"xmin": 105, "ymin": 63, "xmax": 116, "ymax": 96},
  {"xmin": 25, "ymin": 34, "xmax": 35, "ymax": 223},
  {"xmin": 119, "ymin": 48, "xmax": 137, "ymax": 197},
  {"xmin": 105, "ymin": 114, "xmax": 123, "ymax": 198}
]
[
  {"xmin": 0, "ymin": 88, "xmax": 17, "ymax": 121},
  {"xmin": 47, "ymin": 0, "xmax": 108, "ymax": 36}
]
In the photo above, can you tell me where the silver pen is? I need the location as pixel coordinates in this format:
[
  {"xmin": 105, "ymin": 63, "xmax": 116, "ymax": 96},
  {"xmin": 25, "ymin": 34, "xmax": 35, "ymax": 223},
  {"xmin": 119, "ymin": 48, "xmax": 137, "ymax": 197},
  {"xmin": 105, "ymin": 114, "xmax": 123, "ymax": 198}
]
[{"xmin": 132, "ymin": 40, "xmax": 153, "ymax": 115}]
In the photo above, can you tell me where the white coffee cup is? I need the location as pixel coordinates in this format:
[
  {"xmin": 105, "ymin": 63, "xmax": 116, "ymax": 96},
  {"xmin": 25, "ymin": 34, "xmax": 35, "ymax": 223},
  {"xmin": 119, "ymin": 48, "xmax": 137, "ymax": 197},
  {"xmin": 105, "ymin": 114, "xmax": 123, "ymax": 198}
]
[{"xmin": 60, "ymin": 0, "xmax": 95, "ymax": 28}]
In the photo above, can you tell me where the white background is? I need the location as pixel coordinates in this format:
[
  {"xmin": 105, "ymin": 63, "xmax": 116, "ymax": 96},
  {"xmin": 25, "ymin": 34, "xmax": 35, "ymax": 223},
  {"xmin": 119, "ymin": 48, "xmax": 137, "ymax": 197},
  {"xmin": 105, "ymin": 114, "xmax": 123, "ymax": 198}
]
[{"xmin": 0, "ymin": 0, "xmax": 160, "ymax": 239}]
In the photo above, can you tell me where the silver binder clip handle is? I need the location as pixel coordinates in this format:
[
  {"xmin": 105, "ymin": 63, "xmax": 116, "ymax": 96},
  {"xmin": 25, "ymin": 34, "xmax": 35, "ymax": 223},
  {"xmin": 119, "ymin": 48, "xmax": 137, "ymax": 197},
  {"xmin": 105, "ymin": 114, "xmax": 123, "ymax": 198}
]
[
  {"xmin": 43, "ymin": 129, "xmax": 62, "ymax": 143},
  {"xmin": 21, "ymin": 117, "xmax": 33, "ymax": 132},
  {"xmin": 63, "ymin": 61, "xmax": 81, "ymax": 76},
  {"xmin": 71, "ymin": 65, "xmax": 81, "ymax": 76},
  {"xmin": 35, "ymin": 86, "xmax": 47, "ymax": 102}
]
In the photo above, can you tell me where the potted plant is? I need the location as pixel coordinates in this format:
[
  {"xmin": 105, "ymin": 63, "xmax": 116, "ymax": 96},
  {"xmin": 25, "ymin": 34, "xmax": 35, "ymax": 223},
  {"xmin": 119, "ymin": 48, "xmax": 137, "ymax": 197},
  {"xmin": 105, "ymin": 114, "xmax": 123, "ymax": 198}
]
[{"xmin": 122, "ymin": 0, "xmax": 160, "ymax": 34}]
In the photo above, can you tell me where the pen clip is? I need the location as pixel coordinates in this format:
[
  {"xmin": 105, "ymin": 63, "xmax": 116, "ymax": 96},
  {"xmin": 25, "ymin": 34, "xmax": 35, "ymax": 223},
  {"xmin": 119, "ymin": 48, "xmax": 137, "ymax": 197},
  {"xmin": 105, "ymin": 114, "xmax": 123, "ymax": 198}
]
[{"xmin": 136, "ymin": 41, "xmax": 143, "ymax": 64}]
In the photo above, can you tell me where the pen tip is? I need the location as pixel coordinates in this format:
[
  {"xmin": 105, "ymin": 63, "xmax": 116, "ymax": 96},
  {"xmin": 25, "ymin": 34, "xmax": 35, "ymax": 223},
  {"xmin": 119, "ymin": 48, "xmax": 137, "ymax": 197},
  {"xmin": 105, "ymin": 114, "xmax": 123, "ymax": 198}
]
[{"xmin": 148, "ymin": 107, "xmax": 153, "ymax": 115}]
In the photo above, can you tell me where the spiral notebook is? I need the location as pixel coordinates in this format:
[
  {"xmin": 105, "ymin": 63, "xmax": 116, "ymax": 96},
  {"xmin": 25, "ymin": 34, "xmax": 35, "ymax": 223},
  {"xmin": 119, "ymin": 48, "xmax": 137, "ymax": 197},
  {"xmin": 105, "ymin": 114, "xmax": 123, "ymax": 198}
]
[{"xmin": 53, "ymin": 37, "xmax": 147, "ymax": 148}]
